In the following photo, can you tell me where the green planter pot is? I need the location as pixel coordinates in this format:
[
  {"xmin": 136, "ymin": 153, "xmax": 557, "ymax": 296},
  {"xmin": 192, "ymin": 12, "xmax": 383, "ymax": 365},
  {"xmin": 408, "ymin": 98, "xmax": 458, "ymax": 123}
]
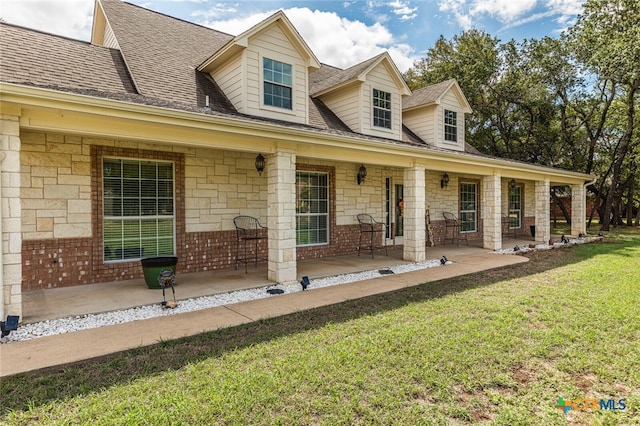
[{"xmin": 140, "ymin": 256, "xmax": 178, "ymax": 289}]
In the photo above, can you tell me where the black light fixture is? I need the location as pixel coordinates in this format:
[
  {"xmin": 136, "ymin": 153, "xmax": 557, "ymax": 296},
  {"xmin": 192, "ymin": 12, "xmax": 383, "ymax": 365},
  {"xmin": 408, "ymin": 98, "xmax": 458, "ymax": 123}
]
[
  {"xmin": 300, "ymin": 275, "xmax": 310, "ymax": 290},
  {"xmin": 255, "ymin": 153, "xmax": 265, "ymax": 176},
  {"xmin": 509, "ymin": 178, "xmax": 516, "ymax": 190},
  {"xmin": 1, "ymin": 315, "xmax": 19, "ymax": 337},
  {"xmin": 440, "ymin": 172, "xmax": 449, "ymax": 189},
  {"xmin": 357, "ymin": 164, "xmax": 367, "ymax": 185}
]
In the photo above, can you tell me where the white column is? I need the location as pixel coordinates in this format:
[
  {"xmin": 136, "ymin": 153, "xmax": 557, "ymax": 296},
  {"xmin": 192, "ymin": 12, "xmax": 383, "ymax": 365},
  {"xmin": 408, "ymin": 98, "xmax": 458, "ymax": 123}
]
[
  {"xmin": 482, "ymin": 174, "xmax": 502, "ymax": 250},
  {"xmin": 403, "ymin": 165, "xmax": 426, "ymax": 262},
  {"xmin": 0, "ymin": 113, "xmax": 23, "ymax": 319},
  {"xmin": 266, "ymin": 150, "xmax": 297, "ymax": 284},
  {"xmin": 535, "ymin": 179, "xmax": 551, "ymax": 244},
  {"xmin": 571, "ymin": 184, "xmax": 586, "ymax": 236}
]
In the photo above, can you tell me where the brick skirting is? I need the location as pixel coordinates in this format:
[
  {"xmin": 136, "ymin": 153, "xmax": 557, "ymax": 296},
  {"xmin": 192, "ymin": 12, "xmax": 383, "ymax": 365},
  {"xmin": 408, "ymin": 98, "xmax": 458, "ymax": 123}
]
[{"xmin": 22, "ymin": 219, "xmax": 500, "ymax": 291}]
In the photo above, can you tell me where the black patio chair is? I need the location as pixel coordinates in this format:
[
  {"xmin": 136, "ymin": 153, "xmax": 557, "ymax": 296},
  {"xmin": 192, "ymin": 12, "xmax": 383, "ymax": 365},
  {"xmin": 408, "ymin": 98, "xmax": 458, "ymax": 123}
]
[
  {"xmin": 442, "ymin": 211, "xmax": 468, "ymax": 246},
  {"xmin": 357, "ymin": 213, "xmax": 388, "ymax": 258},
  {"xmin": 233, "ymin": 216, "xmax": 268, "ymax": 273}
]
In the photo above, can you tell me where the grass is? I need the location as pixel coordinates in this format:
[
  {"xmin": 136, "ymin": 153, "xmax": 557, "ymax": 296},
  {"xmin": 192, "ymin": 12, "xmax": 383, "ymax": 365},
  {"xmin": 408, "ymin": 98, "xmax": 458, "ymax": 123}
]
[{"xmin": 2, "ymin": 229, "xmax": 639, "ymax": 425}]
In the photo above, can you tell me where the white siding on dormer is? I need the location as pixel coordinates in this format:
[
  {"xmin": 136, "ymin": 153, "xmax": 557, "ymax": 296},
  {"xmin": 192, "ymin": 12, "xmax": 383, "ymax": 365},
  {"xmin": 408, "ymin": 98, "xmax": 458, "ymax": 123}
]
[
  {"xmin": 103, "ymin": 22, "xmax": 120, "ymax": 49},
  {"xmin": 211, "ymin": 52, "xmax": 244, "ymax": 112},
  {"xmin": 402, "ymin": 105, "xmax": 436, "ymax": 145},
  {"xmin": 434, "ymin": 90, "xmax": 465, "ymax": 152},
  {"xmin": 361, "ymin": 63, "xmax": 402, "ymax": 140},
  {"xmin": 319, "ymin": 85, "xmax": 362, "ymax": 132},
  {"xmin": 244, "ymin": 24, "xmax": 308, "ymax": 124}
]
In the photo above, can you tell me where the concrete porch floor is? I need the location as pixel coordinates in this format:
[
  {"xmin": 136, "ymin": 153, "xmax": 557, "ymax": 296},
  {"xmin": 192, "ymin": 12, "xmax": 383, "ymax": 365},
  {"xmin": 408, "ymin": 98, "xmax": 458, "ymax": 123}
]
[
  {"xmin": 21, "ymin": 237, "xmax": 535, "ymax": 324},
  {"xmin": 2, "ymin": 238, "xmax": 542, "ymax": 376}
]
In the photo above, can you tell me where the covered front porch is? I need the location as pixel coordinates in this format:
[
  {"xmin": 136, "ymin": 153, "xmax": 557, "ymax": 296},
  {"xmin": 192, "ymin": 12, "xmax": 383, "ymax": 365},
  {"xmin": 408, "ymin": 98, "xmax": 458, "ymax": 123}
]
[{"xmin": 22, "ymin": 237, "xmax": 538, "ymax": 324}]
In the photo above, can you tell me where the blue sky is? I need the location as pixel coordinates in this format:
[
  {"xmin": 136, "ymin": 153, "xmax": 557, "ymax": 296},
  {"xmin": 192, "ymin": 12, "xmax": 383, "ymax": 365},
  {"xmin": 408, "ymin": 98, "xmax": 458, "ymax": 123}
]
[{"xmin": 1, "ymin": 0, "xmax": 585, "ymax": 71}]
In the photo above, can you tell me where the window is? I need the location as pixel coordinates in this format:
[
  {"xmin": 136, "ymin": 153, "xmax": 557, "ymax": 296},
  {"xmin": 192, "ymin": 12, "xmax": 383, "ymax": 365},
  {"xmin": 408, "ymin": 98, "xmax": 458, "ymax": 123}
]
[
  {"xmin": 103, "ymin": 158, "xmax": 175, "ymax": 261},
  {"xmin": 296, "ymin": 172, "xmax": 328, "ymax": 245},
  {"xmin": 459, "ymin": 182, "xmax": 477, "ymax": 232},
  {"xmin": 509, "ymin": 185, "xmax": 522, "ymax": 229},
  {"xmin": 263, "ymin": 58, "xmax": 292, "ymax": 109},
  {"xmin": 373, "ymin": 89, "xmax": 392, "ymax": 129},
  {"xmin": 444, "ymin": 109, "xmax": 457, "ymax": 142}
]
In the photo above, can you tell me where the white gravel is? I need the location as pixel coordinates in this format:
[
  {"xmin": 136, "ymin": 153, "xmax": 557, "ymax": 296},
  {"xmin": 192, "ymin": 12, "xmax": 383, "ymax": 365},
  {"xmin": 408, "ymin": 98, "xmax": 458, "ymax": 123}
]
[
  {"xmin": 2, "ymin": 259, "xmax": 441, "ymax": 344},
  {"xmin": 1, "ymin": 236, "xmax": 601, "ymax": 344}
]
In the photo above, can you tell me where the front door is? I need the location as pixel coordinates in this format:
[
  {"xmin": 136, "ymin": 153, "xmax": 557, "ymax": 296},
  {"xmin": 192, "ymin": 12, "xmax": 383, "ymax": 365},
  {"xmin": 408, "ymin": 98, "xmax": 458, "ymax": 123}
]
[{"xmin": 395, "ymin": 184, "xmax": 404, "ymax": 244}]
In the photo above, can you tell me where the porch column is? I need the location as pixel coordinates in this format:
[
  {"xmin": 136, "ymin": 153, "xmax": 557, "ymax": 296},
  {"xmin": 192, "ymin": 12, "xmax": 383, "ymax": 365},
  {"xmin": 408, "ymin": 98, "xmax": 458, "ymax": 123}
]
[
  {"xmin": 571, "ymin": 184, "xmax": 586, "ymax": 236},
  {"xmin": 266, "ymin": 150, "xmax": 297, "ymax": 284},
  {"xmin": 0, "ymin": 112, "xmax": 23, "ymax": 319},
  {"xmin": 482, "ymin": 173, "xmax": 502, "ymax": 250},
  {"xmin": 403, "ymin": 165, "xmax": 426, "ymax": 262},
  {"xmin": 535, "ymin": 178, "xmax": 551, "ymax": 244}
]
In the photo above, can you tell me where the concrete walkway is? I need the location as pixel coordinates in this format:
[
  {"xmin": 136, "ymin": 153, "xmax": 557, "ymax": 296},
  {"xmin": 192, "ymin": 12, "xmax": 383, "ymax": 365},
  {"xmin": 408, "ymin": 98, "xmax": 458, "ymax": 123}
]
[{"xmin": 0, "ymin": 251, "xmax": 527, "ymax": 377}]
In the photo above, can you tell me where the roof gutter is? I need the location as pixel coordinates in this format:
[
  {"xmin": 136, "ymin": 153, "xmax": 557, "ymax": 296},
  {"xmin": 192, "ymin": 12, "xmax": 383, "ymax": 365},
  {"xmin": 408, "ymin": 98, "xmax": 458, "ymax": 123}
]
[{"xmin": 1, "ymin": 82, "xmax": 595, "ymax": 183}]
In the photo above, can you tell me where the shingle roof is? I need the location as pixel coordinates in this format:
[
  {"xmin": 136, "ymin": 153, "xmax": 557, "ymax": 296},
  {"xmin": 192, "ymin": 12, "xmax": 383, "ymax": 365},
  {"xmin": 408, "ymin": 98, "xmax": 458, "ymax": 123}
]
[
  {"xmin": 0, "ymin": 23, "xmax": 136, "ymax": 95},
  {"xmin": 99, "ymin": 0, "xmax": 233, "ymax": 106},
  {"xmin": 0, "ymin": 1, "xmax": 482, "ymax": 158},
  {"xmin": 309, "ymin": 54, "xmax": 384, "ymax": 96},
  {"xmin": 402, "ymin": 79, "xmax": 456, "ymax": 110}
]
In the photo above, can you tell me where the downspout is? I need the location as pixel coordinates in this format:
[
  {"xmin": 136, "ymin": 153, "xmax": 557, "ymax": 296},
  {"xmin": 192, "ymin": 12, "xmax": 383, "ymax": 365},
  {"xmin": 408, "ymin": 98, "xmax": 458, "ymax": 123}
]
[{"xmin": 0, "ymin": 152, "xmax": 5, "ymax": 319}]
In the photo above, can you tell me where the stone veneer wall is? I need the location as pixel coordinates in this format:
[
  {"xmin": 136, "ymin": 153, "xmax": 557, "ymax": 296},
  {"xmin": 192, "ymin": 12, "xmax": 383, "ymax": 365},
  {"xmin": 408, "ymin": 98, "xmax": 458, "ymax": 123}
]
[{"xmin": 19, "ymin": 130, "xmax": 506, "ymax": 291}]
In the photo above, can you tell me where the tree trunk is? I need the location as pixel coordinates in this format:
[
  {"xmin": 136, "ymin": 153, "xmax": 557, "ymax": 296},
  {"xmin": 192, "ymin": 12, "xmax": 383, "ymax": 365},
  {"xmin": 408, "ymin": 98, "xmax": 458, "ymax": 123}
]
[
  {"xmin": 551, "ymin": 188, "xmax": 571, "ymax": 224},
  {"xmin": 601, "ymin": 85, "xmax": 637, "ymax": 231}
]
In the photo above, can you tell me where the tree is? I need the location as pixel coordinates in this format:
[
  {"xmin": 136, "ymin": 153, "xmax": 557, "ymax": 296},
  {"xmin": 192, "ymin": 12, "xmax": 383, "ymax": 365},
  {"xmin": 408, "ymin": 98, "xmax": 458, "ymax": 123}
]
[{"xmin": 569, "ymin": 0, "xmax": 640, "ymax": 230}]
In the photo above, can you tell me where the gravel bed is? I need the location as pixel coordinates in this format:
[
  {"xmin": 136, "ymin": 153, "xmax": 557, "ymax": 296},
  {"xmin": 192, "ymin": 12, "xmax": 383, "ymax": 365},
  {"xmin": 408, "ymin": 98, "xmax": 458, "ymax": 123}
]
[
  {"xmin": 2, "ymin": 259, "xmax": 442, "ymax": 344},
  {"xmin": 491, "ymin": 235, "xmax": 601, "ymax": 254},
  {"xmin": 1, "ymin": 236, "xmax": 601, "ymax": 344}
]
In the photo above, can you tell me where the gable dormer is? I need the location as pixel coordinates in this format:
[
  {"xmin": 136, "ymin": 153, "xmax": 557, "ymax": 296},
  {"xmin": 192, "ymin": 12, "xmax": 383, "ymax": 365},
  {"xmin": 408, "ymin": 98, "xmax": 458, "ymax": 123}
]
[
  {"xmin": 310, "ymin": 52, "xmax": 411, "ymax": 140},
  {"xmin": 198, "ymin": 11, "xmax": 320, "ymax": 125},
  {"xmin": 402, "ymin": 79, "xmax": 472, "ymax": 152},
  {"xmin": 91, "ymin": 0, "xmax": 120, "ymax": 49}
]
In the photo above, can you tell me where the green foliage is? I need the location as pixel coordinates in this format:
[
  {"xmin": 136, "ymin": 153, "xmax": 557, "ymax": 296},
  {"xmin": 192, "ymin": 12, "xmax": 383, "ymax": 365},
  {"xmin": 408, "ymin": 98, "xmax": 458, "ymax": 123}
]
[
  {"xmin": 2, "ymin": 235, "xmax": 640, "ymax": 424},
  {"xmin": 404, "ymin": 0, "xmax": 640, "ymax": 228}
]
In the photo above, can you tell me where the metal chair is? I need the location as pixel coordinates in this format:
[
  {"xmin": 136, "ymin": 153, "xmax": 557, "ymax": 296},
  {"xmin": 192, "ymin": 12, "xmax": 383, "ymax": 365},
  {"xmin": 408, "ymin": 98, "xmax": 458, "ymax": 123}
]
[
  {"xmin": 233, "ymin": 216, "xmax": 268, "ymax": 273},
  {"xmin": 442, "ymin": 211, "xmax": 468, "ymax": 246},
  {"xmin": 502, "ymin": 213, "xmax": 517, "ymax": 239},
  {"xmin": 357, "ymin": 214, "xmax": 388, "ymax": 258}
]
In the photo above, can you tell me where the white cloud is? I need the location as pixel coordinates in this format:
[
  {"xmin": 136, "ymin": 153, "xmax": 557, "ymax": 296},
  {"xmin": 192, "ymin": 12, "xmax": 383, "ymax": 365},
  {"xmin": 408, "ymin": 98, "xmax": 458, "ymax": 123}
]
[
  {"xmin": 0, "ymin": 1, "xmax": 417, "ymax": 72},
  {"xmin": 439, "ymin": 0, "xmax": 585, "ymax": 33},
  {"xmin": 0, "ymin": 0, "xmax": 94, "ymax": 41},
  {"xmin": 471, "ymin": 0, "xmax": 537, "ymax": 22},
  {"xmin": 197, "ymin": 7, "xmax": 419, "ymax": 71},
  {"xmin": 387, "ymin": 0, "xmax": 418, "ymax": 21}
]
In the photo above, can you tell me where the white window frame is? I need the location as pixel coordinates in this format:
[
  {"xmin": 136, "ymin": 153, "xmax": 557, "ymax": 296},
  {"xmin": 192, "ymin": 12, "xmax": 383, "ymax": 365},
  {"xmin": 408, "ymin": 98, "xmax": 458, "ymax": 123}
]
[
  {"xmin": 263, "ymin": 57, "xmax": 293, "ymax": 110},
  {"xmin": 372, "ymin": 88, "xmax": 392, "ymax": 129},
  {"xmin": 459, "ymin": 182, "xmax": 477, "ymax": 233},
  {"xmin": 509, "ymin": 185, "xmax": 522, "ymax": 229},
  {"xmin": 296, "ymin": 171, "xmax": 329, "ymax": 246},
  {"xmin": 102, "ymin": 157, "xmax": 176, "ymax": 262},
  {"xmin": 444, "ymin": 109, "xmax": 458, "ymax": 142}
]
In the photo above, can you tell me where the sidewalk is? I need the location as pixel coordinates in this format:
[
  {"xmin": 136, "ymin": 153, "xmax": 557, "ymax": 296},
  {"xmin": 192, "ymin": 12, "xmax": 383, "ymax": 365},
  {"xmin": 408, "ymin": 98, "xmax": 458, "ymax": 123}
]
[{"xmin": 0, "ymin": 252, "xmax": 527, "ymax": 377}]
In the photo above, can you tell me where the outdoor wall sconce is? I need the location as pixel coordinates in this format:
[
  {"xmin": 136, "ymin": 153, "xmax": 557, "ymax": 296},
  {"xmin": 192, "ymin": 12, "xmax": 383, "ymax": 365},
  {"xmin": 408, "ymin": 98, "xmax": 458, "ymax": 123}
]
[
  {"xmin": 255, "ymin": 153, "xmax": 266, "ymax": 176},
  {"xmin": 357, "ymin": 164, "xmax": 367, "ymax": 185},
  {"xmin": 510, "ymin": 178, "xmax": 517, "ymax": 190},
  {"xmin": 440, "ymin": 172, "xmax": 450, "ymax": 189}
]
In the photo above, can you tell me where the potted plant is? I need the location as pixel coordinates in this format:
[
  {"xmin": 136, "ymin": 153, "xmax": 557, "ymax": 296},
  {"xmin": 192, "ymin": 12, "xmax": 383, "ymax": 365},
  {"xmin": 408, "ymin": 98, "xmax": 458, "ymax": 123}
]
[{"xmin": 140, "ymin": 256, "xmax": 178, "ymax": 289}]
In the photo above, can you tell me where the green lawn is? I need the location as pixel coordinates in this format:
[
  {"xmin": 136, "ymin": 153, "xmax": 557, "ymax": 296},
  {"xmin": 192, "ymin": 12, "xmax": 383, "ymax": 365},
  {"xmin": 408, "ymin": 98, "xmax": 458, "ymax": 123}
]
[{"xmin": 2, "ymin": 229, "xmax": 639, "ymax": 425}]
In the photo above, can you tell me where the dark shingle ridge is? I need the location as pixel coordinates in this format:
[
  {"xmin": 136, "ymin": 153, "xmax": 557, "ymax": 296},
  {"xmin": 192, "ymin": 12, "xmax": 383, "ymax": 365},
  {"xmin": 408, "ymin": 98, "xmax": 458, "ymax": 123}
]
[
  {"xmin": 309, "ymin": 54, "xmax": 385, "ymax": 96},
  {"xmin": 403, "ymin": 79, "xmax": 456, "ymax": 110}
]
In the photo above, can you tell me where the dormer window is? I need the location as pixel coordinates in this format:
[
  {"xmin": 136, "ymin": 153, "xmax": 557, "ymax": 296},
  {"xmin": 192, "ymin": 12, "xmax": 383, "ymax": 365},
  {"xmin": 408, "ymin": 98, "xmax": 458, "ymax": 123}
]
[
  {"xmin": 373, "ymin": 89, "xmax": 392, "ymax": 129},
  {"xmin": 263, "ymin": 58, "xmax": 292, "ymax": 110},
  {"xmin": 444, "ymin": 109, "xmax": 457, "ymax": 142}
]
